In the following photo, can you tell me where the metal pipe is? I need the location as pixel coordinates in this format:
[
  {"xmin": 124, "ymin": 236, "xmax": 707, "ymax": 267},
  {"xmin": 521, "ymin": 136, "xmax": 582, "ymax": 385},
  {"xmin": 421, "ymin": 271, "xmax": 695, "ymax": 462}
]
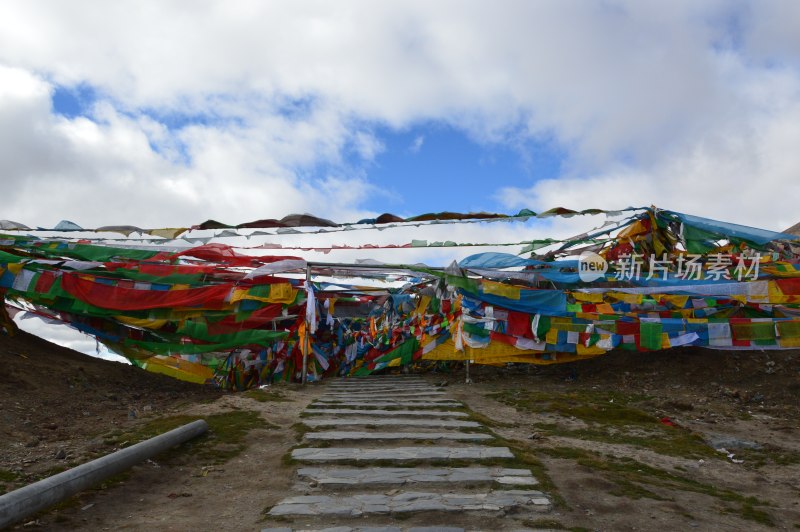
[{"xmin": 0, "ymin": 419, "xmax": 208, "ymax": 529}]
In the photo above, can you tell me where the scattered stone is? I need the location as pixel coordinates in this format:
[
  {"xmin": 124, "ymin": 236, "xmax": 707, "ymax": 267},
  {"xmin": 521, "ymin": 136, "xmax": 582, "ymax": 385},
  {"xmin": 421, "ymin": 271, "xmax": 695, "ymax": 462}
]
[
  {"xmin": 706, "ymin": 434, "xmax": 762, "ymax": 450},
  {"xmin": 55, "ymin": 448, "xmax": 67, "ymax": 460}
]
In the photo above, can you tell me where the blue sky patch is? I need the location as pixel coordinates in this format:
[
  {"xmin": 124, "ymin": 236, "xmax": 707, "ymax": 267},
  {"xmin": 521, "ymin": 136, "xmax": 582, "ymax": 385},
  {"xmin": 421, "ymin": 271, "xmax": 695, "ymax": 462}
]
[
  {"xmin": 358, "ymin": 124, "xmax": 565, "ymax": 214},
  {"xmin": 51, "ymin": 84, "xmax": 97, "ymax": 119}
]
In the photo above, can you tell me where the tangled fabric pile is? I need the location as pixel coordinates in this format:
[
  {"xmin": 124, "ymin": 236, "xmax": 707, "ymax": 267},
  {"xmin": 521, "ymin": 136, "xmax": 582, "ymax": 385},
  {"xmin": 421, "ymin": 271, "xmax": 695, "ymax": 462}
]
[{"xmin": 1, "ymin": 207, "xmax": 799, "ymax": 389}]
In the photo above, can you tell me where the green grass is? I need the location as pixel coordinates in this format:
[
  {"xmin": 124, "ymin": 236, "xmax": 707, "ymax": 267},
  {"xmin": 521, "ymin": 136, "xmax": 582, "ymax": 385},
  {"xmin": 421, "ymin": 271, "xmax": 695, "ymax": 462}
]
[
  {"xmin": 540, "ymin": 446, "xmax": 774, "ymax": 526},
  {"xmin": 0, "ymin": 469, "xmax": 18, "ymax": 482},
  {"xmin": 732, "ymin": 445, "xmax": 800, "ymax": 468},
  {"xmin": 490, "ymin": 389, "xmax": 654, "ymax": 425},
  {"xmin": 490, "ymin": 389, "xmax": 716, "ymax": 459},
  {"xmin": 103, "ymin": 410, "xmax": 272, "ymax": 465},
  {"xmin": 498, "ymin": 389, "xmax": 800, "ymax": 468},
  {"xmin": 522, "ymin": 520, "xmax": 590, "ymax": 532},
  {"xmin": 489, "ymin": 388, "xmax": 777, "ymax": 526},
  {"xmin": 0, "ymin": 469, "xmax": 20, "ymax": 496},
  {"xmin": 244, "ymin": 389, "xmax": 290, "ymax": 402}
]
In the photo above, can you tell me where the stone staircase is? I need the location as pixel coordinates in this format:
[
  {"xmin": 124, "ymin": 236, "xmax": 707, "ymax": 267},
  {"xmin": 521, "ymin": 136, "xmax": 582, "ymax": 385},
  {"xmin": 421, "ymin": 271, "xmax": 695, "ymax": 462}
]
[{"xmin": 262, "ymin": 375, "xmax": 551, "ymax": 531}]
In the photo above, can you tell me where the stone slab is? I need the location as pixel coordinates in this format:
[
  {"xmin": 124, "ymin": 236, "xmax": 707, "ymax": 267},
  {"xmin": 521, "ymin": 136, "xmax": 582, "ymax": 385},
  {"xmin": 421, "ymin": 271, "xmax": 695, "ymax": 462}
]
[
  {"xmin": 268, "ymin": 490, "xmax": 549, "ymax": 516},
  {"xmin": 305, "ymin": 431, "xmax": 492, "ymax": 442},
  {"xmin": 332, "ymin": 377, "xmax": 426, "ymax": 381},
  {"xmin": 291, "ymin": 446, "xmax": 514, "ymax": 462},
  {"xmin": 304, "ymin": 408, "xmax": 467, "ymax": 418},
  {"xmin": 325, "ymin": 389, "xmax": 439, "ymax": 395},
  {"xmin": 328, "ymin": 382, "xmax": 430, "ymax": 386},
  {"xmin": 297, "ymin": 466, "xmax": 536, "ymax": 486},
  {"xmin": 302, "ymin": 417, "xmax": 479, "ymax": 428},
  {"xmin": 311, "ymin": 401, "xmax": 462, "ymax": 408},
  {"xmin": 326, "ymin": 379, "xmax": 437, "ymax": 388},
  {"xmin": 326, "ymin": 382, "xmax": 439, "ymax": 390},
  {"xmin": 263, "ymin": 528, "xmax": 465, "ymax": 532},
  {"xmin": 325, "ymin": 390, "xmax": 445, "ymax": 397},
  {"xmin": 324, "ymin": 388, "xmax": 441, "ymax": 394}
]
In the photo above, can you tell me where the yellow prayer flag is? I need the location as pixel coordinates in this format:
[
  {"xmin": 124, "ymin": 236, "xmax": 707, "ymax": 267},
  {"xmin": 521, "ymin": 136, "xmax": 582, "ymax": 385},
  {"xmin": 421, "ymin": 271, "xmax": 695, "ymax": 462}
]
[
  {"xmin": 482, "ymin": 280, "xmax": 521, "ymax": 300},
  {"xmin": 572, "ymin": 291, "xmax": 604, "ymax": 303},
  {"xmin": 596, "ymin": 303, "xmax": 615, "ymax": 315},
  {"xmin": 115, "ymin": 316, "xmax": 168, "ymax": 330},
  {"xmin": 577, "ymin": 343, "xmax": 606, "ymax": 356}
]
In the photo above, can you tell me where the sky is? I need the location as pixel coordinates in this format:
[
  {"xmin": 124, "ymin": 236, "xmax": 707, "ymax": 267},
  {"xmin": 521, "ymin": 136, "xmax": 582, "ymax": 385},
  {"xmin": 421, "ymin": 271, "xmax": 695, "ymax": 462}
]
[
  {"xmin": 1, "ymin": 0, "xmax": 799, "ymax": 232},
  {"xmin": 2, "ymin": 1, "xmax": 800, "ymax": 354}
]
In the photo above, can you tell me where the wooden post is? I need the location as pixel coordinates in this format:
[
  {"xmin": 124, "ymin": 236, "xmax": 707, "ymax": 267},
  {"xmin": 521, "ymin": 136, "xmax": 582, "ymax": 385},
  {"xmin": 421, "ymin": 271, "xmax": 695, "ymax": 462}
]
[{"xmin": 302, "ymin": 266, "xmax": 311, "ymax": 385}]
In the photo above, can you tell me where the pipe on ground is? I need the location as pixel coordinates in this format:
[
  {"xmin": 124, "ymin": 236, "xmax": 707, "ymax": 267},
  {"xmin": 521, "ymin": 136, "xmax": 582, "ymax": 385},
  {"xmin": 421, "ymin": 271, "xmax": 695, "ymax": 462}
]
[{"xmin": 0, "ymin": 419, "xmax": 208, "ymax": 529}]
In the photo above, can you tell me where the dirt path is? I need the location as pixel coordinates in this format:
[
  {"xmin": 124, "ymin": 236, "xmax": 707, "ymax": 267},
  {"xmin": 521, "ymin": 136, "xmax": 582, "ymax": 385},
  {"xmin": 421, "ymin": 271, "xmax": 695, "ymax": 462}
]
[{"xmin": 6, "ymin": 386, "xmax": 322, "ymax": 531}]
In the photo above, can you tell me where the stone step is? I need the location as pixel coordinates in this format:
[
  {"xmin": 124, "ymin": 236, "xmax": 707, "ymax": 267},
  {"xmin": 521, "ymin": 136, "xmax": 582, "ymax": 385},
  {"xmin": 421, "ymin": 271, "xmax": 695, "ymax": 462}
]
[
  {"xmin": 316, "ymin": 397, "xmax": 458, "ymax": 402},
  {"xmin": 311, "ymin": 401, "xmax": 462, "ymax": 408},
  {"xmin": 304, "ymin": 408, "xmax": 467, "ymax": 418},
  {"xmin": 302, "ymin": 417, "xmax": 479, "ymax": 429},
  {"xmin": 327, "ymin": 383, "xmax": 432, "ymax": 389},
  {"xmin": 324, "ymin": 387, "xmax": 441, "ymax": 394},
  {"xmin": 324, "ymin": 389, "xmax": 439, "ymax": 395},
  {"xmin": 325, "ymin": 389, "xmax": 445, "ymax": 397},
  {"xmin": 263, "ymin": 526, "xmax": 466, "ymax": 531},
  {"xmin": 296, "ymin": 466, "xmax": 537, "ymax": 487},
  {"xmin": 267, "ymin": 490, "xmax": 550, "ymax": 517},
  {"xmin": 328, "ymin": 382, "xmax": 431, "ymax": 386},
  {"xmin": 291, "ymin": 446, "xmax": 514, "ymax": 462},
  {"xmin": 305, "ymin": 431, "xmax": 493, "ymax": 442},
  {"xmin": 328, "ymin": 380, "xmax": 429, "ymax": 385}
]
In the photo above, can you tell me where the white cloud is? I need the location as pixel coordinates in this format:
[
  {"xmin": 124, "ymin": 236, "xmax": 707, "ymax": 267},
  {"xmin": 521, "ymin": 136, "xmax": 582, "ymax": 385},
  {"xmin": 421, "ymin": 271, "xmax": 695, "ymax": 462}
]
[
  {"xmin": 497, "ymin": 55, "xmax": 800, "ymax": 231},
  {"xmin": 409, "ymin": 135, "xmax": 425, "ymax": 153},
  {"xmin": 0, "ymin": 65, "xmax": 378, "ymax": 227},
  {"xmin": 1, "ymin": 1, "xmax": 799, "ymax": 233}
]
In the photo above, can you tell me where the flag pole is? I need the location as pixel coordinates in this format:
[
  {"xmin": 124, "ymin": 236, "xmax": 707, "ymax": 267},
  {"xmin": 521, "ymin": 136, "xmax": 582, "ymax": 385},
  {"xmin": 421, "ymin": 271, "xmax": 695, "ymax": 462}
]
[{"xmin": 302, "ymin": 265, "xmax": 311, "ymax": 385}]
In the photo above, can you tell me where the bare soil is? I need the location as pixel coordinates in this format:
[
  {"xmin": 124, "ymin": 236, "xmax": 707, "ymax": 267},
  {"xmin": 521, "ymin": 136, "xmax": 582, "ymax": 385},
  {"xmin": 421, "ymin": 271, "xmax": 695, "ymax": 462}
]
[{"xmin": 2, "ymin": 330, "xmax": 799, "ymax": 530}]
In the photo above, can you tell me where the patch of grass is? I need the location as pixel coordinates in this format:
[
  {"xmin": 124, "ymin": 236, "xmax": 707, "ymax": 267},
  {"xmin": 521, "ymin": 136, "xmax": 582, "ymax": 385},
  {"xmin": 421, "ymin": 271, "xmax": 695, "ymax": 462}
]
[
  {"xmin": 464, "ymin": 408, "xmax": 518, "ymax": 429},
  {"xmin": 521, "ymin": 520, "xmax": 589, "ymax": 532},
  {"xmin": 19, "ymin": 470, "xmax": 133, "ymax": 525},
  {"xmin": 540, "ymin": 445, "xmax": 774, "ymax": 526},
  {"xmin": 0, "ymin": 469, "xmax": 18, "ymax": 482},
  {"xmin": 490, "ymin": 389, "xmax": 654, "ymax": 425},
  {"xmin": 244, "ymin": 389, "xmax": 289, "ymax": 402},
  {"xmin": 103, "ymin": 410, "xmax": 270, "ymax": 465},
  {"xmin": 491, "ymin": 389, "xmax": 716, "ymax": 459},
  {"xmin": 548, "ymin": 425, "xmax": 716, "ymax": 459},
  {"xmin": 281, "ymin": 422, "xmax": 314, "ymax": 467},
  {"xmin": 291, "ymin": 421, "xmax": 312, "ymax": 439},
  {"xmin": 734, "ymin": 445, "xmax": 800, "ymax": 468}
]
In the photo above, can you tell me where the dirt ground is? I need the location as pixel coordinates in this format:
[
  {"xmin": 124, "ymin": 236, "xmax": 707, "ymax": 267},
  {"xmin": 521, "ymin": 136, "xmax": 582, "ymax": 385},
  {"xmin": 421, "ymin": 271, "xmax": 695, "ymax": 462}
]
[{"xmin": 1, "ymin": 330, "xmax": 799, "ymax": 530}]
